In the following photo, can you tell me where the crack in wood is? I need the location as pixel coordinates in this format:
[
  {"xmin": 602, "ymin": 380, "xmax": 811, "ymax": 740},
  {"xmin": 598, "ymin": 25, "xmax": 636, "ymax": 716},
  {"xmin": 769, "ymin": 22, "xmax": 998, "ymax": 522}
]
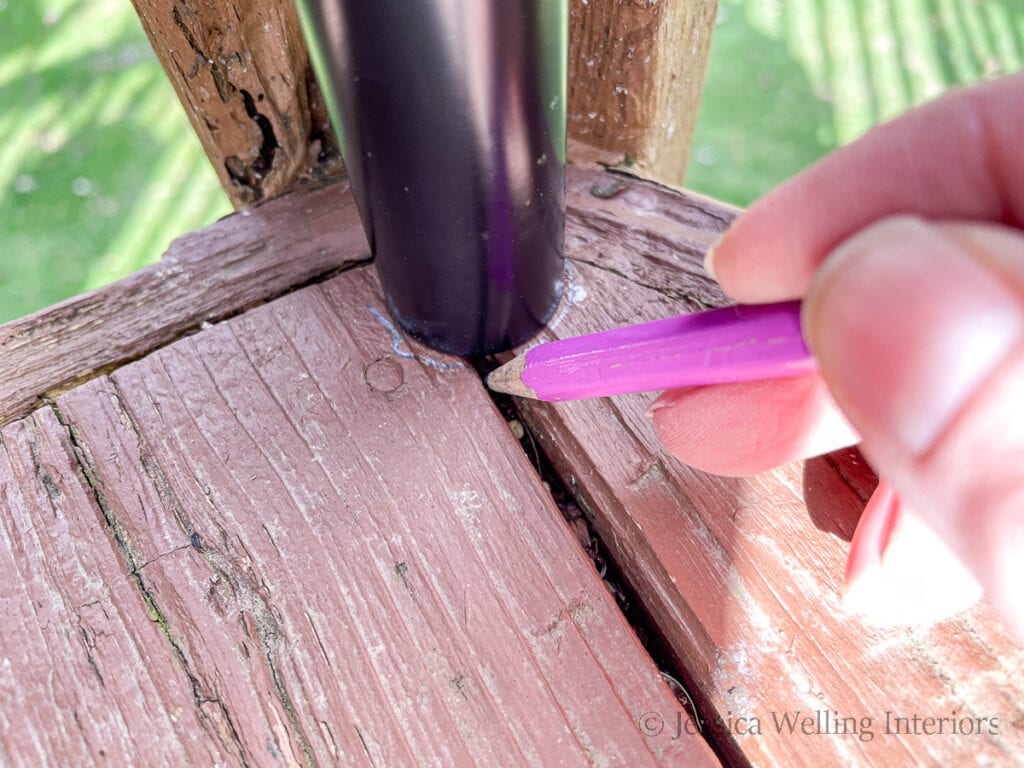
[
  {"xmin": 241, "ymin": 89, "xmax": 280, "ymax": 182},
  {"xmin": 134, "ymin": 543, "xmax": 194, "ymax": 574},
  {"xmin": 225, "ymin": 89, "xmax": 282, "ymax": 200},
  {"xmin": 264, "ymin": 646, "xmax": 318, "ymax": 768},
  {"xmin": 2, "ymin": 254, "xmax": 372, "ymax": 429},
  {"xmin": 171, "ymin": 3, "xmax": 207, "ymax": 78},
  {"xmin": 75, "ymin": 613, "xmax": 106, "ymax": 688},
  {"xmin": 51, "ymin": 400, "xmax": 254, "ymax": 768},
  {"xmin": 598, "ymin": 167, "xmax": 739, "ymax": 230},
  {"xmin": 27, "ymin": 434, "xmax": 62, "ymax": 502},
  {"xmin": 306, "ymin": 612, "xmax": 332, "ymax": 668},
  {"xmin": 94, "ymin": 383, "xmax": 319, "ymax": 767},
  {"xmin": 170, "ymin": 0, "xmax": 284, "ymax": 202},
  {"xmin": 570, "ymin": 255, "xmax": 717, "ymax": 309},
  {"xmin": 354, "ymin": 726, "xmax": 371, "ymax": 760}
]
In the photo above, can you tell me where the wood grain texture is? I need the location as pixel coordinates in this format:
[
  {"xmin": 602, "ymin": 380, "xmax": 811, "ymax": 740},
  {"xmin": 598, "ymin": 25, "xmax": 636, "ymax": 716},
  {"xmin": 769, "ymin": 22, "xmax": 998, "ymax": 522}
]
[
  {"xmin": 135, "ymin": 0, "xmax": 714, "ymax": 197},
  {"xmin": 0, "ymin": 180, "xmax": 367, "ymax": 427},
  {"xmin": 513, "ymin": 168, "xmax": 1024, "ymax": 766},
  {"xmin": 131, "ymin": 0, "xmax": 340, "ymax": 206},
  {"xmin": 0, "ymin": 264, "xmax": 721, "ymax": 766},
  {"xmin": 0, "ymin": 410, "xmax": 236, "ymax": 765},
  {"xmin": 568, "ymin": 0, "xmax": 719, "ymax": 184},
  {"xmin": 7, "ymin": 163, "xmax": 1022, "ymax": 766}
]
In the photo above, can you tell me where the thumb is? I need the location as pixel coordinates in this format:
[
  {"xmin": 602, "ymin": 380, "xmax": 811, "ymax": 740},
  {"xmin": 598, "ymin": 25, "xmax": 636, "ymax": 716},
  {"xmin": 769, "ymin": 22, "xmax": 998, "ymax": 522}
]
[{"xmin": 803, "ymin": 216, "xmax": 1024, "ymax": 637}]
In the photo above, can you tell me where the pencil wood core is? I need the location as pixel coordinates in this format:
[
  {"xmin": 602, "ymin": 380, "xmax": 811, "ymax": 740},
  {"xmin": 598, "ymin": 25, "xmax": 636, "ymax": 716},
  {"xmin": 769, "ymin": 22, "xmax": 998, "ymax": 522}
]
[{"xmin": 486, "ymin": 355, "xmax": 538, "ymax": 399}]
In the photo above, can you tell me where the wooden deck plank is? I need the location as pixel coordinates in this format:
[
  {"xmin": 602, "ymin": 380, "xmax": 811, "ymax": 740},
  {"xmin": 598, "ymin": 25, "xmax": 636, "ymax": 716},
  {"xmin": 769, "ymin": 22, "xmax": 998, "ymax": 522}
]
[
  {"xmin": 0, "ymin": 165, "xmax": 702, "ymax": 429},
  {"xmin": 0, "ymin": 410, "xmax": 236, "ymax": 765},
  {"xmin": 0, "ymin": 180, "xmax": 367, "ymax": 427},
  {"xmin": 23, "ymin": 263, "xmax": 722, "ymax": 766},
  {"xmin": 515, "ymin": 171, "xmax": 1024, "ymax": 766}
]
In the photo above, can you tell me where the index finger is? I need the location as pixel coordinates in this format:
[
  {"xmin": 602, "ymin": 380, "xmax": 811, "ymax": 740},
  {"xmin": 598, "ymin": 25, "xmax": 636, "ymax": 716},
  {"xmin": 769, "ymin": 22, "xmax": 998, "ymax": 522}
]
[{"xmin": 708, "ymin": 72, "xmax": 1024, "ymax": 303}]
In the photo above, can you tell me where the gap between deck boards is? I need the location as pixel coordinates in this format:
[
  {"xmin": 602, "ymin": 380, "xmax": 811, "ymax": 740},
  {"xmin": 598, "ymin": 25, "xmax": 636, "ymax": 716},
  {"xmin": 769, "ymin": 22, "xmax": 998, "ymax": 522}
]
[
  {"xmin": 470, "ymin": 358, "xmax": 732, "ymax": 757},
  {"xmin": 18, "ymin": 256, "xmax": 373, "ymax": 427}
]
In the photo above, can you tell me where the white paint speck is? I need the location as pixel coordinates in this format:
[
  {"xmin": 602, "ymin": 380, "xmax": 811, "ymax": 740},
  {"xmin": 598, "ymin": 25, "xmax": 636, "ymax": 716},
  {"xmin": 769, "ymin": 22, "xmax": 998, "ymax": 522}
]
[{"xmin": 448, "ymin": 486, "xmax": 484, "ymax": 542}]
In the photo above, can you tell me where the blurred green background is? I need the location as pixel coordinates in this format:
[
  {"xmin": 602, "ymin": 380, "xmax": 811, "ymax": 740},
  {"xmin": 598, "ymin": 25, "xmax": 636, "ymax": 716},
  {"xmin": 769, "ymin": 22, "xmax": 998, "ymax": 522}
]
[{"xmin": 1, "ymin": 0, "xmax": 1022, "ymax": 324}]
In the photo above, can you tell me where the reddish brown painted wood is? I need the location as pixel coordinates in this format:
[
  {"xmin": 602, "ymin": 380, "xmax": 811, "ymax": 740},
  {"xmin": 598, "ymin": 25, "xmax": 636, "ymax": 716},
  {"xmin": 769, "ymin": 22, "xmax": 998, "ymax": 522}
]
[
  {"xmin": 0, "ymin": 411, "xmax": 235, "ymax": 765},
  {"xmin": 131, "ymin": 0, "xmax": 340, "ymax": 206},
  {"xmin": 568, "ymin": 0, "xmax": 719, "ymax": 183},
  {"xmin": 0, "ymin": 180, "xmax": 367, "ymax": 427},
  {"xmin": 512, "ymin": 169, "xmax": 1024, "ymax": 766},
  {"xmin": 7, "ymin": 165, "xmax": 1022, "ymax": 766},
  {"xmin": 0, "ymin": 164, "xmax": 701, "ymax": 430},
  {"xmin": 1, "ymin": 263, "xmax": 720, "ymax": 766}
]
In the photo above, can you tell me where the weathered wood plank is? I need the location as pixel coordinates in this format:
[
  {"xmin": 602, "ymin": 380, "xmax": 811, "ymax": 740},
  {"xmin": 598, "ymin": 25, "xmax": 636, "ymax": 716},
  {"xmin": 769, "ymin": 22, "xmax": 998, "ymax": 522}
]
[
  {"xmin": 131, "ymin": 0, "xmax": 340, "ymax": 206},
  {"xmin": 8, "ymin": 159, "xmax": 1020, "ymax": 765},
  {"xmin": 0, "ymin": 180, "xmax": 367, "ymax": 427},
  {"xmin": 0, "ymin": 163, "xmax": 705, "ymax": 431},
  {"xmin": 568, "ymin": 0, "xmax": 719, "ymax": 184},
  {"xmin": 516, "ymin": 169, "xmax": 1024, "ymax": 766},
  {"xmin": 0, "ymin": 410, "xmax": 237, "ymax": 765},
  {"xmin": 18, "ymin": 264, "xmax": 722, "ymax": 766}
]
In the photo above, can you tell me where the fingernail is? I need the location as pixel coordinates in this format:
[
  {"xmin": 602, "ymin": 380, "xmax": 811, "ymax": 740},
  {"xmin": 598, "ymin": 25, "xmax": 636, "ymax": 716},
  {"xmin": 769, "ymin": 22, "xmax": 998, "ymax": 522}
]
[
  {"xmin": 843, "ymin": 481, "xmax": 900, "ymax": 593},
  {"xmin": 703, "ymin": 241, "xmax": 719, "ymax": 282},
  {"xmin": 644, "ymin": 388, "xmax": 687, "ymax": 418},
  {"xmin": 804, "ymin": 216, "xmax": 1024, "ymax": 457},
  {"xmin": 843, "ymin": 481, "xmax": 982, "ymax": 626}
]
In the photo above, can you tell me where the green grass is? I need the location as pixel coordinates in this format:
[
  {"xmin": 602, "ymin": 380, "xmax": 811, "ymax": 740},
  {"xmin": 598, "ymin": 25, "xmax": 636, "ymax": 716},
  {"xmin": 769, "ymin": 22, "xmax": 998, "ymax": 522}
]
[
  {"xmin": 687, "ymin": 0, "xmax": 1024, "ymax": 206},
  {"xmin": 0, "ymin": 0, "xmax": 230, "ymax": 323},
  {"xmin": 1, "ymin": 0, "xmax": 1022, "ymax": 323}
]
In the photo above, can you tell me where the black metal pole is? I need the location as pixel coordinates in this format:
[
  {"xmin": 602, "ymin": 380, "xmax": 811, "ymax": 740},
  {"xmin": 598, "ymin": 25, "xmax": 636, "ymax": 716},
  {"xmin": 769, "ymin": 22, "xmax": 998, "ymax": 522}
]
[{"xmin": 295, "ymin": 0, "xmax": 567, "ymax": 356}]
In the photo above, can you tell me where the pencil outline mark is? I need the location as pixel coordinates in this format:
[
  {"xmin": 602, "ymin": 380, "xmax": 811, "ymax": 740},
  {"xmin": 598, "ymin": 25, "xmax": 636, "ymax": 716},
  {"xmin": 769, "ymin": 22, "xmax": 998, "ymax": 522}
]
[
  {"xmin": 366, "ymin": 305, "xmax": 466, "ymax": 370},
  {"xmin": 548, "ymin": 260, "xmax": 586, "ymax": 332}
]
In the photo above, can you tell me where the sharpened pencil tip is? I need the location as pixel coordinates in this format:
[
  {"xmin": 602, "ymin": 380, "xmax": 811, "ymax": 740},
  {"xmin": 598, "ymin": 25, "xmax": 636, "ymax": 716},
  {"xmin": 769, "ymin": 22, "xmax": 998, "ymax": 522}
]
[{"xmin": 486, "ymin": 354, "xmax": 539, "ymax": 399}]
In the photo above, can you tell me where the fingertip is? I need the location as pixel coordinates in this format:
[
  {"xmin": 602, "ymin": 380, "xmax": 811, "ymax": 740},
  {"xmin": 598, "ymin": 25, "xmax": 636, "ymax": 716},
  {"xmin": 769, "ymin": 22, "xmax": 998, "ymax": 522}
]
[
  {"xmin": 802, "ymin": 217, "xmax": 1024, "ymax": 458},
  {"xmin": 810, "ymin": 218, "xmax": 1024, "ymax": 639},
  {"xmin": 645, "ymin": 387, "xmax": 686, "ymax": 418},
  {"xmin": 701, "ymin": 193, "xmax": 819, "ymax": 303},
  {"xmin": 650, "ymin": 374, "xmax": 858, "ymax": 477}
]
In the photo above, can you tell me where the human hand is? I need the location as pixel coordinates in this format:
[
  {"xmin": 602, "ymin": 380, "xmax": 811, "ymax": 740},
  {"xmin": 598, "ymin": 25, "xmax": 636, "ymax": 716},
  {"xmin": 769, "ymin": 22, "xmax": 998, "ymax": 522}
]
[{"xmin": 650, "ymin": 72, "xmax": 1024, "ymax": 637}]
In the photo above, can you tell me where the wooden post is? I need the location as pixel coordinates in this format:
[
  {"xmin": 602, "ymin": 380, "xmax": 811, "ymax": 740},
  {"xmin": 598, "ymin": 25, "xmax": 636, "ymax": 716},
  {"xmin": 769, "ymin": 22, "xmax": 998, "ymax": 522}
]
[
  {"xmin": 131, "ymin": 0, "xmax": 340, "ymax": 208},
  {"xmin": 567, "ymin": 0, "xmax": 719, "ymax": 184},
  {"xmin": 134, "ymin": 1, "xmax": 717, "ymax": 203}
]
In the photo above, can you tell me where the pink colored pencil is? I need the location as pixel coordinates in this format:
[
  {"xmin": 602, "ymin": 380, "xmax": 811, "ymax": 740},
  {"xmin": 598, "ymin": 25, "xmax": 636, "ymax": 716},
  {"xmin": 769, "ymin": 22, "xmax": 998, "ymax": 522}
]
[{"xmin": 486, "ymin": 300, "xmax": 816, "ymax": 401}]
